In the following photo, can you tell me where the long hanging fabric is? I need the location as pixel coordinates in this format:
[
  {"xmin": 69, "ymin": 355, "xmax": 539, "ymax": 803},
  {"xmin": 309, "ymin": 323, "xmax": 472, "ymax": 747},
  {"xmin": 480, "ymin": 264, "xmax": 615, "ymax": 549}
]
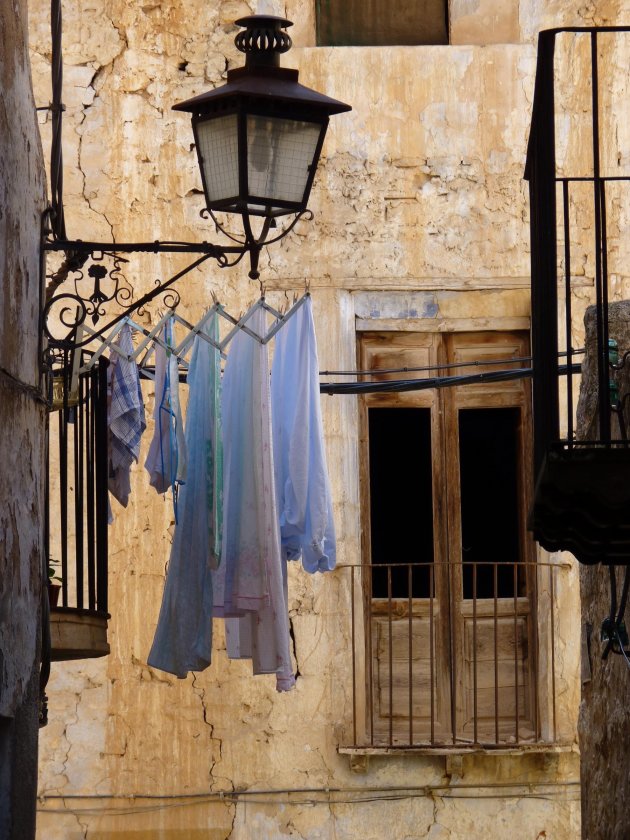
[
  {"xmin": 147, "ymin": 311, "xmax": 222, "ymax": 677},
  {"xmin": 271, "ymin": 295, "xmax": 336, "ymax": 573},
  {"xmin": 108, "ymin": 323, "xmax": 146, "ymax": 508},
  {"xmin": 144, "ymin": 319, "xmax": 187, "ymax": 514},
  {"xmin": 213, "ymin": 307, "xmax": 294, "ymax": 691}
]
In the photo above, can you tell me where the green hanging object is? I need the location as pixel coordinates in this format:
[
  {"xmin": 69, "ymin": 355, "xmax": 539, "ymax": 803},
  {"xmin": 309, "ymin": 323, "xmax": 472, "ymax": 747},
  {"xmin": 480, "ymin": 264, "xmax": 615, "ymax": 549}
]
[
  {"xmin": 608, "ymin": 337, "xmax": 619, "ymax": 366},
  {"xmin": 609, "ymin": 378, "xmax": 619, "ymax": 406}
]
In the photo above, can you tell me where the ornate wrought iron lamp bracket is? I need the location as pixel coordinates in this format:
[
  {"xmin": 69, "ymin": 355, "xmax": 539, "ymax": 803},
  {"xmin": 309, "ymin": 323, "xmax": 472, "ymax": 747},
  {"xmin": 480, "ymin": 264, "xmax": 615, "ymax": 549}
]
[
  {"xmin": 40, "ymin": 209, "xmax": 287, "ymax": 366},
  {"xmin": 39, "ymin": 13, "xmax": 349, "ymax": 372}
]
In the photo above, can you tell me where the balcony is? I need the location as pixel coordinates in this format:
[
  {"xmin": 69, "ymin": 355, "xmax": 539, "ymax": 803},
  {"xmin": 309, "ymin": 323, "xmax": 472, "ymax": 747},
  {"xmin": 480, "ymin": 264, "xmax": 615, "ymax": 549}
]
[
  {"xmin": 46, "ymin": 359, "xmax": 110, "ymax": 661},
  {"xmin": 339, "ymin": 560, "xmax": 570, "ymax": 751}
]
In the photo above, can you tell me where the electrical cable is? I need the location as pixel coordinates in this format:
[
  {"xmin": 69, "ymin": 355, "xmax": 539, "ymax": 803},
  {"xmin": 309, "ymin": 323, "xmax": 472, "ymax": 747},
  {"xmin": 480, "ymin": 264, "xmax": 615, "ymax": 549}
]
[
  {"xmin": 616, "ymin": 628, "xmax": 630, "ymax": 670},
  {"xmin": 616, "ymin": 565, "xmax": 630, "ymax": 628},
  {"xmin": 319, "ymin": 348, "xmax": 584, "ymax": 378},
  {"xmin": 320, "ymin": 354, "xmax": 532, "ymax": 377},
  {"xmin": 609, "ymin": 563, "xmax": 617, "ymax": 622},
  {"xmin": 320, "ymin": 363, "xmax": 581, "ymax": 396},
  {"xmin": 602, "ymin": 564, "xmax": 630, "ymax": 662},
  {"xmin": 601, "ymin": 564, "xmax": 618, "ymax": 659},
  {"xmin": 612, "ymin": 565, "xmax": 630, "ymax": 667},
  {"xmin": 36, "ymin": 780, "xmax": 581, "ymax": 816}
]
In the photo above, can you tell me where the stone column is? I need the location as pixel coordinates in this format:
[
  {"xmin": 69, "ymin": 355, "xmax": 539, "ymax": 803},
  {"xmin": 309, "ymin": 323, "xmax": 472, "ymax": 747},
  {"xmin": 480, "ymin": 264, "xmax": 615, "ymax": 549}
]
[
  {"xmin": 0, "ymin": 0, "xmax": 47, "ymax": 836},
  {"xmin": 577, "ymin": 301, "xmax": 630, "ymax": 840}
]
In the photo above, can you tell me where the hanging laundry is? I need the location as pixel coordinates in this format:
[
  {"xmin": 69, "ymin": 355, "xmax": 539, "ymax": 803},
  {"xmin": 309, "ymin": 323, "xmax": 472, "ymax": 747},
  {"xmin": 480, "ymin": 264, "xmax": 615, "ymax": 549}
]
[
  {"xmin": 271, "ymin": 295, "xmax": 336, "ymax": 573},
  {"xmin": 213, "ymin": 307, "xmax": 295, "ymax": 692},
  {"xmin": 108, "ymin": 323, "xmax": 146, "ymax": 508},
  {"xmin": 144, "ymin": 320, "xmax": 187, "ymax": 509},
  {"xmin": 148, "ymin": 312, "xmax": 223, "ymax": 678}
]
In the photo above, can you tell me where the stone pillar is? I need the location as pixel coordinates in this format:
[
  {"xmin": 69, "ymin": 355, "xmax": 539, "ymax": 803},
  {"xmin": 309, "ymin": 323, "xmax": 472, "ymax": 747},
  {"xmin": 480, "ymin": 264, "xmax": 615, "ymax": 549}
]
[
  {"xmin": 0, "ymin": 0, "xmax": 47, "ymax": 836},
  {"xmin": 577, "ymin": 302, "xmax": 630, "ymax": 840}
]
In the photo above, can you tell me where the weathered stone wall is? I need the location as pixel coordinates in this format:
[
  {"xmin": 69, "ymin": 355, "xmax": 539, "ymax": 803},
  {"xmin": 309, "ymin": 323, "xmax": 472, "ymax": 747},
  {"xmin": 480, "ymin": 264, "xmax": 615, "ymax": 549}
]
[
  {"xmin": 0, "ymin": 0, "xmax": 47, "ymax": 835},
  {"xmin": 576, "ymin": 304, "xmax": 630, "ymax": 840},
  {"xmin": 579, "ymin": 560, "xmax": 630, "ymax": 840},
  {"xmin": 27, "ymin": 0, "xmax": 616, "ymax": 837}
]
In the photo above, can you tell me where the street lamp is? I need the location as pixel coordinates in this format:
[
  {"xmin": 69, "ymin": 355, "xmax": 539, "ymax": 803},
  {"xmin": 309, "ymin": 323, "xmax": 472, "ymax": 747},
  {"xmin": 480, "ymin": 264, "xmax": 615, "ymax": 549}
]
[
  {"xmin": 175, "ymin": 15, "xmax": 350, "ymax": 225},
  {"xmin": 42, "ymin": 13, "xmax": 351, "ymax": 345}
]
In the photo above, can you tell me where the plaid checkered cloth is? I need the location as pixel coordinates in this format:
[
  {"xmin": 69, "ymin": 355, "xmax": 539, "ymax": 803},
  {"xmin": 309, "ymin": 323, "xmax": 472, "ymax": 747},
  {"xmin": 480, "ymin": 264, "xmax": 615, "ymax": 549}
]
[{"xmin": 109, "ymin": 323, "xmax": 146, "ymax": 507}]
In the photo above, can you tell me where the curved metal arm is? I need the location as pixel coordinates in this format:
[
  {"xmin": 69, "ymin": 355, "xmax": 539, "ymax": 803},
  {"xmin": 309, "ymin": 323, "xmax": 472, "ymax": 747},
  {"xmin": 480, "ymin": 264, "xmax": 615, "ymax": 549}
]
[
  {"xmin": 42, "ymin": 251, "xmax": 217, "ymax": 359},
  {"xmin": 41, "ymin": 206, "xmax": 315, "ymax": 364}
]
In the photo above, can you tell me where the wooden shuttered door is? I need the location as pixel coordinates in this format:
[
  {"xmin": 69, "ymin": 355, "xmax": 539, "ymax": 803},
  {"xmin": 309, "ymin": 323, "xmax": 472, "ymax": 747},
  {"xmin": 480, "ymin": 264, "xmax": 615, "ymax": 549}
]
[{"xmin": 359, "ymin": 331, "xmax": 537, "ymax": 746}]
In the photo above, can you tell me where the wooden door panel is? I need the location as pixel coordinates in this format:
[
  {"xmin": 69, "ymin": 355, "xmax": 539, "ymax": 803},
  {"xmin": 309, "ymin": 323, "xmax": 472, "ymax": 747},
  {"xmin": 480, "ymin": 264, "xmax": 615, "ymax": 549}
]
[
  {"xmin": 371, "ymin": 614, "xmax": 450, "ymax": 739},
  {"xmin": 447, "ymin": 332, "xmax": 529, "ymax": 401},
  {"xmin": 360, "ymin": 332, "xmax": 440, "ymax": 408},
  {"xmin": 360, "ymin": 330, "xmax": 537, "ymax": 746},
  {"xmin": 460, "ymin": 614, "xmax": 535, "ymax": 738},
  {"xmin": 463, "ymin": 613, "xmax": 529, "ymax": 659}
]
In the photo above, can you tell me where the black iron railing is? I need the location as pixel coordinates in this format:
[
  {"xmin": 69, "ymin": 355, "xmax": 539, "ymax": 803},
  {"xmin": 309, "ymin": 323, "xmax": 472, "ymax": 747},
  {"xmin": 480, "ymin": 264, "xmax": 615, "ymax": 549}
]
[
  {"xmin": 342, "ymin": 560, "xmax": 565, "ymax": 749},
  {"xmin": 526, "ymin": 26, "xmax": 630, "ymax": 466},
  {"xmin": 46, "ymin": 356, "xmax": 109, "ymax": 614},
  {"xmin": 526, "ymin": 27, "xmax": 630, "ymax": 564}
]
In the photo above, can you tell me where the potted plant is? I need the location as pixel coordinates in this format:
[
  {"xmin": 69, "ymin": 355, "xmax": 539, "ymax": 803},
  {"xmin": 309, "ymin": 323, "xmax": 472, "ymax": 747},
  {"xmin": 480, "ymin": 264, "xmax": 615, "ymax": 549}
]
[{"xmin": 47, "ymin": 558, "xmax": 62, "ymax": 608}]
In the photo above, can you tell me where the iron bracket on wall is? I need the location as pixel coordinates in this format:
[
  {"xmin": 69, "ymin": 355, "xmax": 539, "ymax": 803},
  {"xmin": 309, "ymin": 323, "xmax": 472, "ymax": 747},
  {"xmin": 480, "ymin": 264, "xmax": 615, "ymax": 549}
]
[{"xmin": 40, "ymin": 206, "xmax": 312, "ymax": 373}]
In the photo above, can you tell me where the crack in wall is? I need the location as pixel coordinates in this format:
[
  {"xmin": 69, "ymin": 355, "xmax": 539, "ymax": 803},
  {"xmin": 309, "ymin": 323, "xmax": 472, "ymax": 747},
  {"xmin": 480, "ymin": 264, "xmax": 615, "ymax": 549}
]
[
  {"xmin": 191, "ymin": 671, "xmax": 224, "ymax": 788},
  {"xmin": 226, "ymin": 800, "xmax": 237, "ymax": 839},
  {"xmin": 55, "ymin": 691, "xmax": 81, "ymax": 793},
  {"xmin": 72, "ymin": 808, "xmax": 89, "ymax": 839},
  {"xmin": 288, "ymin": 616, "xmax": 301, "ymax": 680}
]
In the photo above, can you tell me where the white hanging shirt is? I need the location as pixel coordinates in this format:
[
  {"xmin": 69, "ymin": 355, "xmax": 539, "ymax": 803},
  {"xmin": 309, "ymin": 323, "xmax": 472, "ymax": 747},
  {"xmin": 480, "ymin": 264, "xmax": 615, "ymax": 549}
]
[
  {"xmin": 271, "ymin": 296, "xmax": 336, "ymax": 573},
  {"xmin": 213, "ymin": 307, "xmax": 294, "ymax": 691}
]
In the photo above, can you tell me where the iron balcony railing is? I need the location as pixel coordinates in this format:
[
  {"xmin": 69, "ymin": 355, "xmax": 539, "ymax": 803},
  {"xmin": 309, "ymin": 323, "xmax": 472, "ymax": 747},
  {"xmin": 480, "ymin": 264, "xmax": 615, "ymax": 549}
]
[
  {"xmin": 525, "ymin": 27, "xmax": 630, "ymax": 565},
  {"xmin": 342, "ymin": 560, "xmax": 569, "ymax": 750},
  {"xmin": 526, "ymin": 26, "xmax": 630, "ymax": 466},
  {"xmin": 46, "ymin": 357, "xmax": 109, "ymax": 615}
]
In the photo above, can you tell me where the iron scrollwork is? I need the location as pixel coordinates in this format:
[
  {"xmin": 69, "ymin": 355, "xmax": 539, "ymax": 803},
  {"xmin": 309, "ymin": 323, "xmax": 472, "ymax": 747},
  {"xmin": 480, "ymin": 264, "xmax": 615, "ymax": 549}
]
[
  {"xmin": 40, "ymin": 207, "xmax": 311, "ymax": 372},
  {"xmin": 42, "ymin": 250, "xmax": 133, "ymax": 353}
]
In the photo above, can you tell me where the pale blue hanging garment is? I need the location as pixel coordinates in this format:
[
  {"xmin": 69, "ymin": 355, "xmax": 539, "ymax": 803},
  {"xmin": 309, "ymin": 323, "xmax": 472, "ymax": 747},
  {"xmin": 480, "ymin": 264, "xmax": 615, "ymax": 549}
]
[
  {"xmin": 213, "ymin": 307, "xmax": 294, "ymax": 691},
  {"xmin": 271, "ymin": 295, "xmax": 336, "ymax": 573},
  {"xmin": 147, "ymin": 312, "xmax": 222, "ymax": 677},
  {"xmin": 144, "ymin": 320, "xmax": 187, "ymax": 519}
]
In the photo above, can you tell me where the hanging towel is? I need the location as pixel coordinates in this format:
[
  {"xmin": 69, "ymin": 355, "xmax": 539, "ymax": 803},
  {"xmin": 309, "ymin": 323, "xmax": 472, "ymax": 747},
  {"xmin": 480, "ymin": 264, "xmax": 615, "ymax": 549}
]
[
  {"xmin": 214, "ymin": 307, "xmax": 294, "ymax": 691},
  {"xmin": 144, "ymin": 321, "xmax": 187, "ymax": 503},
  {"xmin": 271, "ymin": 296, "xmax": 336, "ymax": 573},
  {"xmin": 108, "ymin": 323, "xmax": 146, "ymax": 507},
  {"xmin": 168, "ymin": 351, "xmax": 187, "ymax": 487},
  {"xmin": 147, "ymin": 312, "xmax": 223, "ymax": 677}
]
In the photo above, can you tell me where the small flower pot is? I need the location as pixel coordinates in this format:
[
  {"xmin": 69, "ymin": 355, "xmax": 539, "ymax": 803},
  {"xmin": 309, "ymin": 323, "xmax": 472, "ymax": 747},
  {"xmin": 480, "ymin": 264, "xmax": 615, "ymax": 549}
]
[{"xmin": 48, "ymin": 583, "xmax": 61, "ymax": 608}]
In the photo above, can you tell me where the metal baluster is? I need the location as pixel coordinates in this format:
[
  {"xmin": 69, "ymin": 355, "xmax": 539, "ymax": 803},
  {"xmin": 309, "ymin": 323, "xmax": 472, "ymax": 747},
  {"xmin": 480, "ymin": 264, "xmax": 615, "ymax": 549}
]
[
  {"xmin": 351, "ymin": 566, "xmax": 357, "ymax": 746},
  {"xmin": 494, "ymin": 563, "xmax": 499, "ymax": 744},
  {"xmin": 513, "ymin": 563, "xmax": 519, "ymax": 743},
  {"xmin": 95, "ymin": 358, "xmax": 109, "ymax": 614},
  {"xmin": 86, "ymin": 369, "xmax": 96, "ymax": 611},
  {"xmin": 429, "ymin": 563, "xmax": 435, "ymax": 745},
  {"xmin": 387, "ymin": 565, "xmax": 393, "ymax": 746},
  {"xmin": 408, "ymin": 563, "xmax": 413, "ymax": 745},
  {"xmin": 473, "ymin": 562, "xmax": 478, "ymax": 745}
]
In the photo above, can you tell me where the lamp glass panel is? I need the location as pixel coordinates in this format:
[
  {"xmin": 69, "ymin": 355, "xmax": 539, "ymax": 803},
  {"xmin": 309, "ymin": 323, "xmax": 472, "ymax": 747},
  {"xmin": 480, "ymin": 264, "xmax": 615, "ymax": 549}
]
[
  {"xmin": 246, "ymin": 115, "xmax": 322, "ymax": 207},
  {"xmin": 196, "ymin": 114, "xmax": 239, "ymax": 204}
]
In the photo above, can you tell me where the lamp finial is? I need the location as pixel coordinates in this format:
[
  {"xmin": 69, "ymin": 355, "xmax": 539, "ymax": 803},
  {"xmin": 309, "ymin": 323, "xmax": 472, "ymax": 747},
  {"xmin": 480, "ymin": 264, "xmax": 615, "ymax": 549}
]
[{"xmin": 234, "ymin": 15, "xmax": 293, "ymax": 68}]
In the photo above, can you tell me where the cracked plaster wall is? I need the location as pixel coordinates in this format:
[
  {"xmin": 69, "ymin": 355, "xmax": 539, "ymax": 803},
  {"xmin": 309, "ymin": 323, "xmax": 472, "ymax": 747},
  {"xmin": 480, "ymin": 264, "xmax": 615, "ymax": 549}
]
[
  {"xmin": 0, "ymin": 0, "xmax": 47, "ymax": 834},
  {"xmin": 31, "ymin": 0, "xmax": 630, "ymax": 836}
]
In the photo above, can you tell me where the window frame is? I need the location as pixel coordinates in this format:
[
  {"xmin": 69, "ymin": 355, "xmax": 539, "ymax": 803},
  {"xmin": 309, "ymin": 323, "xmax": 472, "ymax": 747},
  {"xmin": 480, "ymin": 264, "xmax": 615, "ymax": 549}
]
[
  {"xmin": 315, "ymin": 0, "xmax": 450, "ymax": 48},
  {"xmin": 357, "ymin": 329, "xmax": 539, "ymax": 747}
]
